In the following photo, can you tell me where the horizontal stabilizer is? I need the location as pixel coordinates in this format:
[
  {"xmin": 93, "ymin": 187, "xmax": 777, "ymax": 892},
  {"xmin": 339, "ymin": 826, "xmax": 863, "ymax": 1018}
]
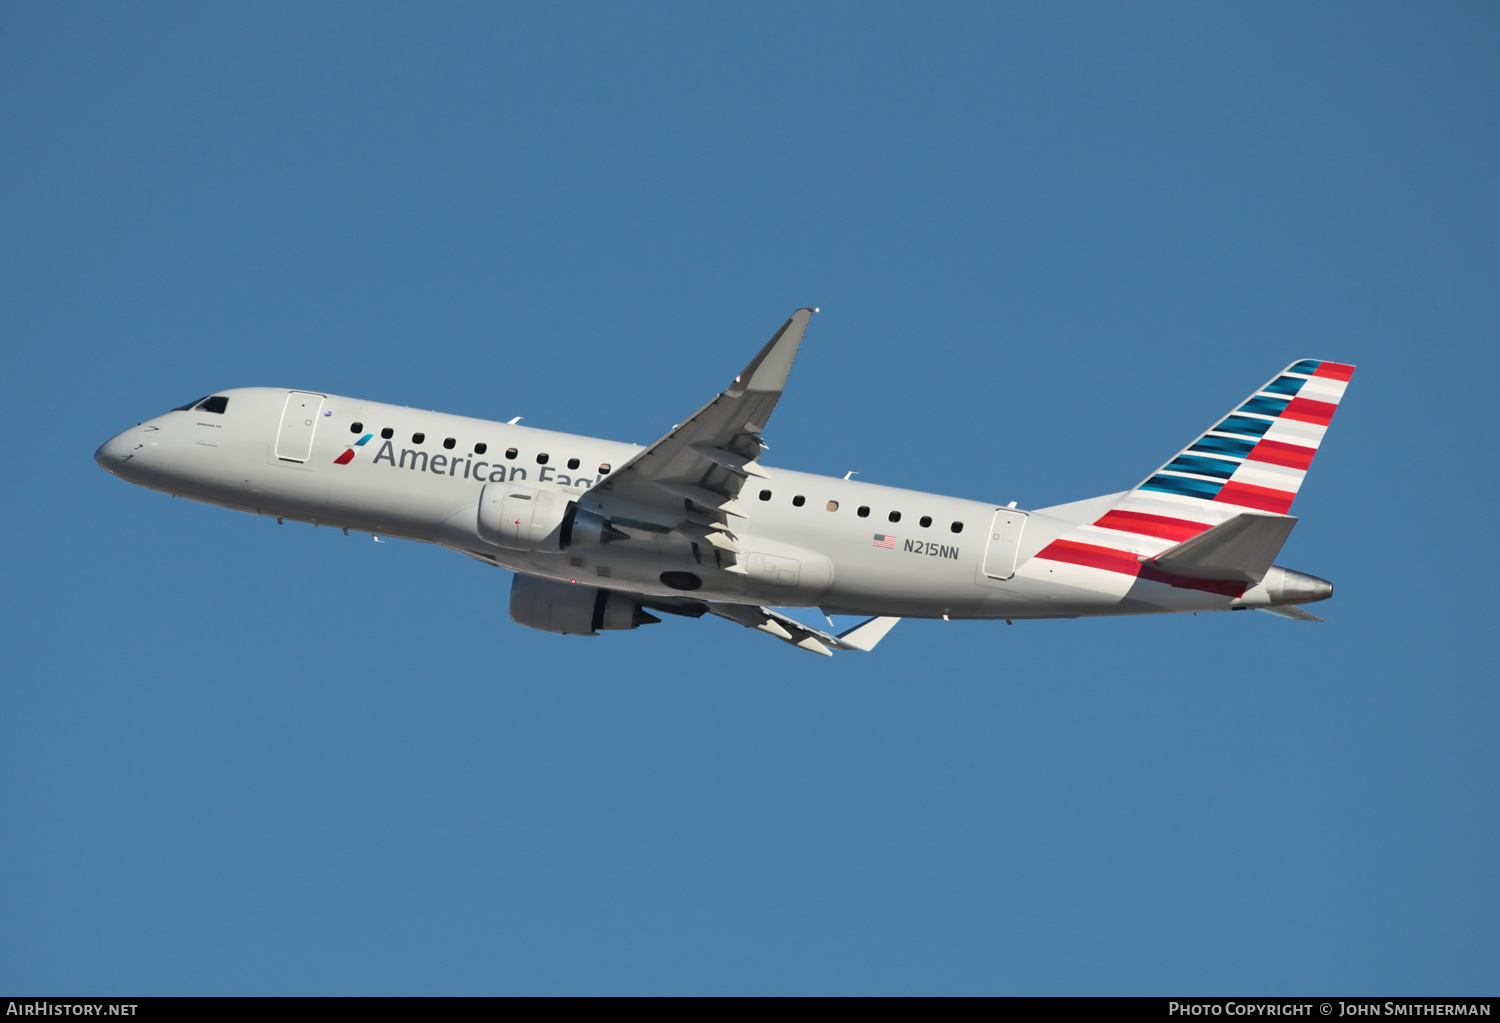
[
  {"xmin": 1258, "ymin": 605, "xmax": 1326, "ymax": 622},
  {"xmin": 1147, "ymin": 512, "xmax": 1297, "ymax": 583}
]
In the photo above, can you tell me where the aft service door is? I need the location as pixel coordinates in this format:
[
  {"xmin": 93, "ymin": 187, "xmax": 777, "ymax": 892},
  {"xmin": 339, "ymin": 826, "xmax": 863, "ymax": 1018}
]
[
  {"xmin": 982, "ymin": 509, "xmax": 1028, "ymax": 580},
  {"xmin": 275, "ymin": 391, "xmax": 325, "ymax": 462}
]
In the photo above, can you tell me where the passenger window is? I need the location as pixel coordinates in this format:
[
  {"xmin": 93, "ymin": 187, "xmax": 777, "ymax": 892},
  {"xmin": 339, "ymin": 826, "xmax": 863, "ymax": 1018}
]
[
  {"xmin": 474, "ymin": 442, "xmax": 487, "ymax": 454},
  {"xmin": 196, "ymin": 396, "xmax": 229, "ymax": 414},
  {"xmin": 888, "ymin": 511, "xmax": 901, "ymax": 523},
  {"xmin": 412, "ymin": 433, "xmax": 425, "ymax": 444},
  {"xmin": 759, "ymin": 490, "xmax": 772, "ymax": 501},
  {"xmin": 599, "ymin": 463, "xmax": 611, "ymax": 475},
  {"xmin": 505, "ymin": 448, "xmax": 518, "ymax": 460},
  {"xmin": 919, "ymin": 516, "xmax": 932, "ymax": 528},
  {"xmin": 381, "ymin": 428, "xmax": 393, "ymax": 439},
  {"xmin": 857, "ymin": 506, "xmax": 870, "ymax": 518},
  {"xmin": 350, "ymin": 422, "xmax": 363, "ymax": 433},
  {"xmin": 826, "ymin": 501, "xmax": 839, "ymax": 512},
  {"xmin": 792, "ymin": 495, "xmax": 805, "ymax": 507},
  {"xmin": 443, "ymin": 437, "xmax": 456, "ymax": 450},
  {"xmin": 951, "ymin": 521, "xmax": 964, "ymax": 533},
  {"xmin": 567, "ymin": 457, "xmax": 580, "ymax": 470},
  {"xmin": 536, "ymin": 453, "xmax": 549, "ymax": 464}
]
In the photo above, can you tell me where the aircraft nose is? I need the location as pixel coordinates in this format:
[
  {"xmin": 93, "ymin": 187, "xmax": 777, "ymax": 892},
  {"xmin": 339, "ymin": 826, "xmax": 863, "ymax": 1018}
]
[{"xmin": 94, "ymin": 431, "xmax": 138, "ymax": 477}]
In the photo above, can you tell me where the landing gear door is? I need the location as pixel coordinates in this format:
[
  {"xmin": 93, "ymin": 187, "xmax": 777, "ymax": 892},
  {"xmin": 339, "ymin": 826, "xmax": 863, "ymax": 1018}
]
[
  {"xmin": 982, "ymin": 508, "xmax": 1028, "ymax": 580},
  {"xmin": 275, "ymin": 391, "xmax": 325, "ymax": 463}
]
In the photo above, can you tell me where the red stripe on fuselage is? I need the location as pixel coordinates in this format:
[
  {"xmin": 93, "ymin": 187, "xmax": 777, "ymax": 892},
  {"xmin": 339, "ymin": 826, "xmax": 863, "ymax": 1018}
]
[
  {"xmin": 333, "ymin": 448, "xmax": 355, "ymax": 465},
  {"xmin": 1032, "ymin": 539, "xmax": 1246, "ymax": 597},
  {"xmin": 1246, "ymin": 438, "xmax": 1316, "ymax": 470},
  {"xmin": 1215, "ymin": 481, "xmax": 1295, "ymax": 514},
  {"xmin": 1034, "ymin": 539, "xmax": 1142, "ymax": 574},
  {"xmin": 1093, "ymin": 510, "xmax": 1211, "ymax": 542}
]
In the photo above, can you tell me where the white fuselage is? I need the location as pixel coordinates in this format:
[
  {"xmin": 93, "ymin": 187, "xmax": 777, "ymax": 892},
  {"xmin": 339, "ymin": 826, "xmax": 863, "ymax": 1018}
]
[{"xmin": 96, "ymin": 387, "xmax": 1291, "ymax": 621}]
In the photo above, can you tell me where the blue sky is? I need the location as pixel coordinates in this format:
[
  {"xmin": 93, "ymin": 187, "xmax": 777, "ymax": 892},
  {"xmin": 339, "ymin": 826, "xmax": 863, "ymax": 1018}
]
[{"xmin": 2, "ymin": 2, "xmax": 1496, "ymax": 995}]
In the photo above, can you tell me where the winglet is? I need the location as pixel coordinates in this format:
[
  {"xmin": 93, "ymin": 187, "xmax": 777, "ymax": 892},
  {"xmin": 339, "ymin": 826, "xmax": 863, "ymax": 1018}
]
[
  {"xmin": 729, "ymin": 308, "xmax": 816, "ymax": 396},
  {"xmin": 832, "ymin": 616, "xmax": 902, "ymax": 652}
]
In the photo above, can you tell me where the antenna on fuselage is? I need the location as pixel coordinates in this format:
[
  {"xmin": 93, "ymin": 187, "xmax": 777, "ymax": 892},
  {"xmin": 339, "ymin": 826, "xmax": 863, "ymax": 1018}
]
[
  {"xmin": 844, "ymin": 471, "xmax": 858, "ymax": 480},
  {"xmin": 507, "ymin": 417, "xmax": 523, "ymax": 425}
]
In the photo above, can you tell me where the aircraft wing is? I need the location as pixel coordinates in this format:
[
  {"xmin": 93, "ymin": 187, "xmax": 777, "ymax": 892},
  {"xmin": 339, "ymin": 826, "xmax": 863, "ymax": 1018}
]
[
  {"xmin": 700, "ymin": 602, "xmax": 901, "ymax": 655},
  {"xmin": 580, "ymin": 308, "xmax": 816, "ymax": 570},
  {"xmin": 629, "ymin": 590, "xmax": 900, "ymax": 655}
]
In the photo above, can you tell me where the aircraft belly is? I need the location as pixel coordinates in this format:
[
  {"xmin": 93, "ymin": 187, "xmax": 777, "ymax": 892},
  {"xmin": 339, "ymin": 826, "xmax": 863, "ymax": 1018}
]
[
  {"xmin": 809, "ymin": 537, "xmax": 992, "ymax": 618},
  {"xmin": 999, "ymin": 559, "xmax": 1236, "ymax": 616}
]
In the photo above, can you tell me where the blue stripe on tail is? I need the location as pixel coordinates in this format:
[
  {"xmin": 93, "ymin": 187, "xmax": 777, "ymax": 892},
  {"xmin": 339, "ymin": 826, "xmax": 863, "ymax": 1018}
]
[{"xmin": 1140, "ymin": 475, "xmax": 1226, "ymax": 499}]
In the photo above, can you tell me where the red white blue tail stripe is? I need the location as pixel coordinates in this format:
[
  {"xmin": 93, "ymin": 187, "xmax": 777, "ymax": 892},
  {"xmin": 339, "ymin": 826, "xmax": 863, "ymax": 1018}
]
[
  {"xmin": 1031, "ymin": 359, "xmax": 1354, "ymax": 596},
  {"xmin": 1134, "ymin": 359, "xmax": 1352, "ymax": 516}
]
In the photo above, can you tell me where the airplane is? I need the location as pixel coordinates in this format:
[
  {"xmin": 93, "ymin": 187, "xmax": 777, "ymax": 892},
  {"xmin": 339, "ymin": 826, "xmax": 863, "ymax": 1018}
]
[{"xmin": 94, "ymin": 309, "xmax": 1353, "ymax": 655}]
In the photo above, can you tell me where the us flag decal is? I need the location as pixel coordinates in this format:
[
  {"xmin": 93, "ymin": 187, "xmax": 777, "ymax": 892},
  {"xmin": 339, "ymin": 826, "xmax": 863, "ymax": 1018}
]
[{"xmin": 872, "ymin": 534, "xmax": 896, "ymax": 549}]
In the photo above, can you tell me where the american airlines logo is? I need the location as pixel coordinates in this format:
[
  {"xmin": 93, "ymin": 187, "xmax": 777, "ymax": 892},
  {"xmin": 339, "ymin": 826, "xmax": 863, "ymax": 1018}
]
[
  {"xmin": 344, "ymin": 439, "xmax": 602, "ymax": 488},
  {"xmin": 333, "ymin": 434, "xmax": 374, "ymax": 464}
]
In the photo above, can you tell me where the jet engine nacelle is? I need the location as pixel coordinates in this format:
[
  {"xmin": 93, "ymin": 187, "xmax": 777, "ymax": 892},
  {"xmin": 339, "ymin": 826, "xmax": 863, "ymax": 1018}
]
[
  {"xmin": 509, "ymin": 573, "xmax": 661, "ymax": 636},
  {"xmin": 476, "ymin": 481, "xmax": 623, "ymax": 552}
]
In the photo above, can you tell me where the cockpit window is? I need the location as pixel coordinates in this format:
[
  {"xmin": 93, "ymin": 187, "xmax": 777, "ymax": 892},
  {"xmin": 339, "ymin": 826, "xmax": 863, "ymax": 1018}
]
[
  {"xmin": 195, "ymin": 396, "xmax": 230, "ymax": 414},
  {"xmin": 172, "ymin": 396, "xmax": 210, "ymax": 412}
]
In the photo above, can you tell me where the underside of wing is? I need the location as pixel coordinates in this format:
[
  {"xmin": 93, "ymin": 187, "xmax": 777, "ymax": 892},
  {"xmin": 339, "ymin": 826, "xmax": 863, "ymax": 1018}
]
[
  {"xmin": 615, "ymin": 588, "xmax": 901, "ymax": 655},
  {"xmin": 700, "ymin": 602, "xmax": 902, "ymax": 655}
]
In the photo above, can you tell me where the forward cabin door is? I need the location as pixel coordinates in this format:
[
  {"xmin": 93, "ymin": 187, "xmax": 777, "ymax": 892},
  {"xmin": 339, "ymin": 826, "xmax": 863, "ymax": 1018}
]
[
  {"xmin": 982, "ymin": 508, "xmax": 1028, "ymax": 580},
  {"xmin": 275, "ymin": 391, "xmax": 325, "ymax": 463}
]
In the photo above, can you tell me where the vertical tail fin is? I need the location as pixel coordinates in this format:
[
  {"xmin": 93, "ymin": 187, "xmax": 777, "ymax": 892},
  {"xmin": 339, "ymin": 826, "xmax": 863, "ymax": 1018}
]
[
  {"xmin": 1126, "ymin": 359, "xmax": 1355, "ymax": 518},
  {"xmin": 1031, "ymin": 360, "xmax": 1354, "ymax": 587}
]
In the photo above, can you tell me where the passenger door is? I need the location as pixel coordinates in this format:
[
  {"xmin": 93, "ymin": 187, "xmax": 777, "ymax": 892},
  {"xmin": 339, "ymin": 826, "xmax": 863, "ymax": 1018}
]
[
  {"xmin": 982, "ymin": 509, "xmax": 1028, "ymax": 580},
  {"xmin": 275, "ymin": 391, "xmax": 325, "ymax": 463}
]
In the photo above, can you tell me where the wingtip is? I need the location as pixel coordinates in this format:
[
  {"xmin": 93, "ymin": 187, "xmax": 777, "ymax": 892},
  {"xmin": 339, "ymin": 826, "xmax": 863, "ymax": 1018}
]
[
  {"xmin": 736, "ymin": 309, "xmax": 815, "ymax": 394},
  {"xmin": 834, "ymin": 616, "xmax": 902, "ymax": 652}
]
